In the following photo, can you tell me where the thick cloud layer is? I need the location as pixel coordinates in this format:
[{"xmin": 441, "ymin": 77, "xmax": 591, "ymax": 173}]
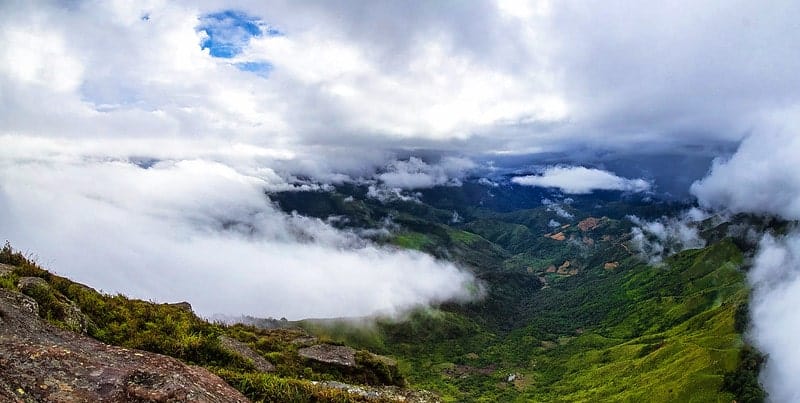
[
  {"xmin": 378, "ymin": 157, "xmax": 476, "ymax": 189},
  {"xmin": 748, "ymin": 231, "xmax": 800, "ymax": 402},
  {"xmin": 691, "ymin": 117, "xmax": 800, "ymax": 399},
  {"xmin": 0, "ymin": 144, "xmax": 477, "ymax": 319},
  {"xmin": 692, "ymin": 129, "xmax": 800, "ymax": 220},
  {"xmin": 2, "ymin": 1, "xmax": 799, "ymax": 156},
  {"xmin": 513, "ymin": 166, "xmax": 650, "ymax": 194}
]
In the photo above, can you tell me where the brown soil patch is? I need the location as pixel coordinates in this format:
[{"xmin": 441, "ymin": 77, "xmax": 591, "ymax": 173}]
[
  {"xmin": 578, "ymin": 217, "xmax": 601, "ymax": 232},
  {"xmin": 545, "ymin": 265, "xmax": 557, "ymax": 273},
  {"xmin": 604, "ymin": 261, "xmax": 619, "ymax": 270},
  {"xmin": 556, "ymin": 260, "xmax": 577, "ymax": 275},
  {"xmin": 549, "ymin": 232, "xmax": 566, "ymax": 241}
]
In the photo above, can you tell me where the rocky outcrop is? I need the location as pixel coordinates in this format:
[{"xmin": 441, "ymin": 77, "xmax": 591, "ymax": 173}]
[
  {"xmin": 299, "ymin": 344, "xmax": 358, "ymax": 367},
  {"xmin": 165, "ymin": 301, "xmax": 193, "ymax": 313},
  {"xmin": 0, "ymin": 288, "xmax": 247, "ymax": 402},
  {"xmin": 16, "ymin": 276, "xmax": 90, "ymax": 334},
  {"xmin": 312, "ymin": 381, "xmax": 440, "ymax": 402},
  {"xmin": 16, "ymin": 276, "xmax": 48, "ymax": 293},
  {"xmin": 0, "ymin": 263, "xmax": 15, "ymax": 277},
  {"xmin": 218, "ymin": 335, "xmax": 275, "ymax": 373}
]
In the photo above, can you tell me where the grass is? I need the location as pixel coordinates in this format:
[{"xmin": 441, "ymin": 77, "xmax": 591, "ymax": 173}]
[
  {"xmin": 303, "ymin": 235, "xmax": 759, "ymax": 402},
  {"xmin": 0, "ymin": 241, "xmax": 403, "ymax": 402}
]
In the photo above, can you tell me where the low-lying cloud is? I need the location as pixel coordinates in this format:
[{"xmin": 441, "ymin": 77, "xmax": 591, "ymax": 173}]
[
  {"xmin": 628, "ymin": 209, "xmax": 708, "ymax": 265},
  {"xmin": 747, "ymin": 230, "xmax": 800, "ymax": 403},
  {"xmin": 691, "ymin": 119, "xmax": 800, "ymax": 400},
  {"xmin": 377, "ymin": 157, "xmax": 476, "ymax": 189},
  {"xmin": 691, "ymin": 129, "xmax": 800, "ymax": 220},
  {"xmin": 0, "ymin": 143, "xmax": 478, "ymax": 320},
  {"xmin": 513, "ymin": 166, "xmax": 650, "ymax": 194}
]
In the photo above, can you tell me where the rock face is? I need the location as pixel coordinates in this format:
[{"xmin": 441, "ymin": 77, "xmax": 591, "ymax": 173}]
[
  {"xmin": 15, "ymin": 276, "xmax": 91, "ymax": 334},
  {"xmin": 16, "ymin": 276, "xmax": 49, "ymax": 293},
  {"xmin": 299, "ymin": 344, "xmax": 358, "ymax": 367},
  {"xmin": 0, "ymin": 289, "xmax": 247, "ymax": 402},
  {"xmin": 165, "ymin": 301, "xmax": 193, "ymax": 313},
  {"xmin": 218, "ymin": 335, "xmax": 275, "ymax": 373},
  {"xmin": 0, "ymin": 263, "xmax": 15, "ymax": 277}
]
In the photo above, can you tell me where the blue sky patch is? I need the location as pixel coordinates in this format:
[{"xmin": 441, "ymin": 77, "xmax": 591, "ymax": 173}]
[
  {"xmin": 234, "ymin": 61, "xmax": 274, "ymax": 77},
  {"xmin": 198, "ymin": 10, "xmax": 282, "ymax": 59}
]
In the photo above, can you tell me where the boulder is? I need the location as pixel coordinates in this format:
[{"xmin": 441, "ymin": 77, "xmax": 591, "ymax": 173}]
[
  {"xmin": 218, "ymin": 335, "xmax": 275, "ymax": 373},
  {"xmin": 16, "ymin": 276, "xmax": 48, "ymax": 293},
  {"xmin": 299, "ymin": 344, "xmax": 358, "ymax": 367},
  {"xmin": 0, "ymin": 288, "xmax": 247, "ymax": 402},
  {"xmin": 0, "ymin": 263, "xmax": 14, "ymax": 278},
  {"xmin": 165, "ymin": 301, "xmax": 193, "ymax": 313}
]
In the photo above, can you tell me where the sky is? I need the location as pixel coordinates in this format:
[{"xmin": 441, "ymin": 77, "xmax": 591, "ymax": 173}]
[{"xmin": 2, "ymin": 1, "xmax": 800, "ymax": 394}]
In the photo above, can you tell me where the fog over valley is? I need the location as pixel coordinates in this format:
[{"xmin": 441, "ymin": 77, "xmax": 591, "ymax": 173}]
[{"xmin": 1, "ymin": 1, "xmax": 799, "ymax": 401}]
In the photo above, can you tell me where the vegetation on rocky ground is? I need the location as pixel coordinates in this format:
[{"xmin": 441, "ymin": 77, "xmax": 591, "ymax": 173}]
[{"xmin": 0, "ymin": 241, "xmax": 408, "ymax": 402}]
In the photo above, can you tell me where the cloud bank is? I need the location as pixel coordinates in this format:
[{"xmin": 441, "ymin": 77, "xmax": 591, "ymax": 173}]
[
  {"xmin": 378, "ymin": 157, "xmax": 476, "ymax": 189},
  {"xmin": 513, "ymin": 166, "xmax": 650, "ymax": 194},
  {"xmin": 691, "ymin": 116, "xmax": 800, "ymax": 400},
  {"xmin": 691, "ymin": 129, "xmax": 800, "ymax": 220},
  {"xmin": 2, "ymin": 1, "xmax": 800, "ymax": 156},
  {"xmin": 747, "ymin": 231, "xmax": 800, "ymax": 402},
  {"xmin": 0, "ymin": 145, "xmax": 477, "ymax": 319}
]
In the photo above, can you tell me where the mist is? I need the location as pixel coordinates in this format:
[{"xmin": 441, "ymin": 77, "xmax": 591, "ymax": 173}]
[
  {"xmin": 0, "ymin": 144, "xmax": 478, "ymax": 319},
  {"xmin": 627, "ymin": 209, "xmax": 708, "ymax": 265},
  {"xmin": 692, "ymin": 123, "xmax": 800, "ymax": 401}
]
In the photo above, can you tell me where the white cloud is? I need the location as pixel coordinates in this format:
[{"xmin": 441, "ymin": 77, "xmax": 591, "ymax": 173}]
[
  {"xmin": 377, "ymin": 157, "xmax": 476, "ymax": 189},
  {"xmin": 748, "ymin": 231, "xmax": 800, "ymax": 402},
  {"xmin": 541, "ymin": 198, "xmax": 573, "ymax": 219},
  {"xmin": 691, "ymin": 122, "xmax": 800, "ymax": 220},
  {"xmin": 3, "ymin": 1, "xmax": 798, "ymax": 155},
  {"xmin": 628, "ymin": 210, "xmax": 707, "ymax": 265},
  {"xmin": 690, "ymin": 112, "xmax": 800, "ymax": 400},
  {"xmin": 0, "ymin": 143, "xmax": 477, "ymax": 319},
  {"xmin": 513, "ymin": 166, "xmax": 650, "ymax": 194}
]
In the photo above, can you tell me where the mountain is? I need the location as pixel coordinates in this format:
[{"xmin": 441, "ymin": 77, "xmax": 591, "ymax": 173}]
[
  {"xmin": 271, "ymin": 181, "xmax": 766, "ymax": 402},
  {"xmin": 0, "ymin": 180, "xmax": 767, "ymax": 402}
]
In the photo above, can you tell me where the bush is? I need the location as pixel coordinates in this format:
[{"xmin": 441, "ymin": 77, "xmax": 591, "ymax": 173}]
[{"xmin": 723, "ymin": 345, "xmax": 767, "ymax": 403}]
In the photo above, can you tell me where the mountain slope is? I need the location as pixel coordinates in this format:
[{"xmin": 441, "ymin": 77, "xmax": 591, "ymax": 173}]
[{"xmin": 277, "ymin": 183, "xmax": 763, "ymax": 402}]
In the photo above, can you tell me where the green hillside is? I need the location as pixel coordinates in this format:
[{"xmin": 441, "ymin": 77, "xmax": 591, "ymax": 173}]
[
  {"xmin": 1, "ymin": 183, "xmax": 766, "ymax": 402},
  {"xmin": 285, "ymin": 185, "xmax": 765, "ymax": 402}
]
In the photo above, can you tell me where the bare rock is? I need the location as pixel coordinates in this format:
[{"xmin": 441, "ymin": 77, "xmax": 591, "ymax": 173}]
[
  {"xmin": 63, "ymin": 300, "xmax": 90, "ymax": 334},
  {"xmin": 218, "ymin": 335, "xmax": 275, "ymax": 373},
  {"xmin": 313, "ymin": 381, "xmax": 441, "ymax": 403},
  {"xmin": 0, "ymin": 289, "xmax": 38, "ymax": 316},
  {"xmin": 299, "ymin": 344, "xmax": 358, "ymax": 367},
  {"xmin": 16, "ymin": 277, "xmax": 48, "ymax": 293},
  {"xmin": 0, "ymin": 288, "xmax": 247, "ymax": 402},
  {"xmin": 165, "ymin": 301, "xmax": 193, "ymax": 313},
  {"xmin": 0, "ymin": 263, "xmax": 14, "ymax": 277}
]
